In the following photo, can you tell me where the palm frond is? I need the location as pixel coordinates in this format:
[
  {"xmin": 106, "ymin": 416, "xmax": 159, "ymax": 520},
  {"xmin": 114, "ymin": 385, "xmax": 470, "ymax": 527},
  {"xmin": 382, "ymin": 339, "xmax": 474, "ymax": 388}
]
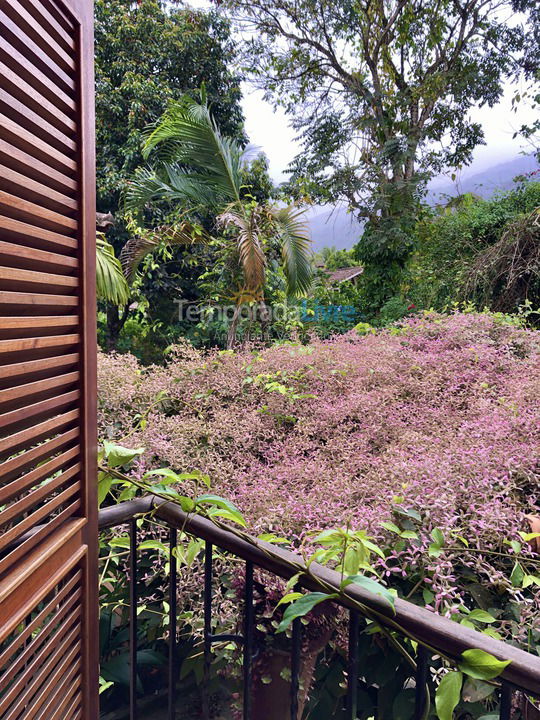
[
  {"xmin": 218, "ymin": 206, "xmax": 266, "ymax": 294},
  {"xmin": 272, "ymin": 205, "xmax": 314, "ymax": 297},
  {"xmin": 96, "ymin": 233, "xmax": 130, "ymax": 305},
  {"xmin": 142, "ymin": 94, "xmax": 244, "ymax": 203},
  {"xmin": 119, "ymin": 222, "xmax": 209, "ymax": 283}
]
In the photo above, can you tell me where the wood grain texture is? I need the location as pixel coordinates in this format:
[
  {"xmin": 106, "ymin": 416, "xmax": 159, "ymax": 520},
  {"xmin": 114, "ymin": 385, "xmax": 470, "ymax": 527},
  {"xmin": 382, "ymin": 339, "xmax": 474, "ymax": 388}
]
[{"xmin": 0, "ymin": 1, "xmax": 97, "ymax": 715}]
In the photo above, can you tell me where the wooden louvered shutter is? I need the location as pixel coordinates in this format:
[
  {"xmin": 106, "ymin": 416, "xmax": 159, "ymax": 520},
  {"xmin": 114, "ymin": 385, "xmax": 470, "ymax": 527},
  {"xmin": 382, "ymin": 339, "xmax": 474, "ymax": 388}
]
[{"xmin": 0, "ymin": 0, "xmax": 98, "ymax": 718}]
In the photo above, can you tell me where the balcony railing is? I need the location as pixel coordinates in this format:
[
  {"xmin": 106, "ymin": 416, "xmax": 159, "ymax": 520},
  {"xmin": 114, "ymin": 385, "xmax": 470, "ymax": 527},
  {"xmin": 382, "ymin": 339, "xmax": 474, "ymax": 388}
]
[{"xmin": 99, "ymin": 495, "xmax": 540, "ymax": 720}]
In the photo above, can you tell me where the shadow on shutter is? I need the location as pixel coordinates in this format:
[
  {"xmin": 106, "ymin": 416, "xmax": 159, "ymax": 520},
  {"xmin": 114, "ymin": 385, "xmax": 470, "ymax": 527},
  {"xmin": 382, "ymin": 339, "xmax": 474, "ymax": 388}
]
[{"xmin": 0, "ymin": 0, "xmax": 98, "ymax": 717}]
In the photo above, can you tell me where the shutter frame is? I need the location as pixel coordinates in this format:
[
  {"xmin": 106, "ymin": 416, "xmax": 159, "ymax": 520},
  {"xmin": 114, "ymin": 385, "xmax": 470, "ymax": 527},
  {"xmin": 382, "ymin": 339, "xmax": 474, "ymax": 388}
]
[{"xmin": 0, "ymin": 0, "xmax": 98, "ymax": 717}]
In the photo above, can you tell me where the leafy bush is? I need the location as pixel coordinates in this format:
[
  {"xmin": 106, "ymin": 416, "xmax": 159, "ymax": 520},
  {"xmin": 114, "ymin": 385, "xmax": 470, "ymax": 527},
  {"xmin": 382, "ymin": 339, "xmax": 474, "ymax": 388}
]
[
  {"xmin": 99, "ymin": 310, "xmax": 539, "ymax": 628},
  {"xmin": 409, "ymin": 182, "xmax": 540, "ymax": 311}
]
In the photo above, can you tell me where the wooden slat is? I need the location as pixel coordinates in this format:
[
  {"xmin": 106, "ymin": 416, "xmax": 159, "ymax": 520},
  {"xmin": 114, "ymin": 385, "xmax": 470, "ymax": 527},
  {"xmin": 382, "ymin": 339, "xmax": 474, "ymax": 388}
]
[
  {"xmin": 0, "ymin": 165, "xmax": 77, "ymax": 215},
  {"xmin": 0, "ymin": 426, "xmax": 78, "ymax": 483},
  {"xmin": 0, "ymin": 371, "xmax": 78, "ymax": 405},
  {"xmin": 41, "ymin": 676, "xmax": 81, "ymax": 720},
  {"xmin": 0, "ymin": 9, "xmax": 75, "ymax": 94},
  {"xmin": 2, "ymin": 633, "xmax": 80, "ymax": 720},
  {"xmin": 0, "ymin": 62, "xmax": 75, "ymax": 142},
  {"xmin": 0, "ymin": 267, "xmax": 78, "ymax": 293},
  {"xmin": 0, "ymin": 519, "xmax": 85, "ymax": 632},
  {"xmin": 20, "ymin": 0, "xmax": 76, "ymax": 54},
  {"xmin": 0, "ymin": 499, "xmax": 81, "ymax": 576},
  {"xmin": 0, "ymin": 335, "xmax": 79, "ymax": 356},
  {"xmin": 0, "ymin": 489, "xmax": 83, "ymax": 557},
  {"xmin": 0, "ymin": 570, "xmax": 81, "ymax": 668},
  {"xmin": 0, "ymin": 463, "xmax": 80, "ymax": 530},
  {"xmin": 0, "ymin": 217, "xmax": 77, "ymax": 255},
  {"xmin": 34, "ymin": 666, "xmax": 81, "ymax": 720},
  {"xmin": 0, "ymin": 292, "xmax": 79, "ymax": 311},
  {"xmin": 0, "ymin": 0, "xmax": 75, "ymax": 74},
  {"xmin": 0, "ymin": 444, "xmax": 79, "ymax": 504},
  {"xmin": 40, "ymin": 0, "xmax": 76, "ymax": 32},
  {"xmin": 0, "ymin": 316, "xmax": 79, "ymax": 332},
  {"xmin": 0, "ymin": 240, "xmax": 78, "ymax": 273},
  {"xmin": 0, "ymin": 139, "xmax": 77, "ymax": 195},
  {"xmin": 0, "ymin": 353, "xmax": 79, "ymax": 382},
  {"xmin": 0, "ymin": 36, "xmax": 76, "ymax": 116},
  {"xmin": 0, "ymin": 603, "xmax": 80, "ymax": 693},
  {"xmin": 0, "ymin": 625, "xmax": 80, "ymax": 717},
  {"xmin": 0, "ymin": 408, "xmax": 79, "ymax": 457},
  {"xmin": 0, "ymin": 110, "xmax": 76, "ymax": 174},
  {"xmin": 25, "ymin": 656, "xmax": 81, "ymax": 720},
  {"xmin": 0, "ymin": 190, "xmax": 77, "ymax": 234},
  {"xmin": 0, "ymin": 389, "xmax": 80, "ymax": 433},
  {"xmin": 0, "ymin": 87, "xmax": 77, "ymax": 155}
]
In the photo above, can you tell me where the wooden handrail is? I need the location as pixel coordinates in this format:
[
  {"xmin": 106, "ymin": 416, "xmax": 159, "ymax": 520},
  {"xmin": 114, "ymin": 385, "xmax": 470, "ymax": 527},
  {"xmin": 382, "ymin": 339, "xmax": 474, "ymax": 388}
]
[{"xmin": 99, "ymin": 497, "xmax": 540, "ymax": 696}]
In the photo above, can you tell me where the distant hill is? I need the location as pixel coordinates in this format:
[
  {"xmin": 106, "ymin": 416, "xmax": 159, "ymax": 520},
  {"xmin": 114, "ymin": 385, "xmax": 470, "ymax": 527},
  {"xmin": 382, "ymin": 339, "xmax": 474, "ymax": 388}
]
[
  {"xmin": 307, "ymin": 155, "xmax": 539, "ymax": 252},
  {"xmin": 428, "ymin": 154, "xmax": 539, "ymax": 202}
]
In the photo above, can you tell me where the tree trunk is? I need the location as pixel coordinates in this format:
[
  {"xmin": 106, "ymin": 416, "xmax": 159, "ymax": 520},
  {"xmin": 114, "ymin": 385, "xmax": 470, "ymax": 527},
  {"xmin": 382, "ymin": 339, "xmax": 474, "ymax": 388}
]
[
  {"xmin": 105, "ymin": 303, "xmax": 129, "ymax": 351},
  {"xmin": 227, "ymin": 304, "xmax": 243, "ymax": 349}
]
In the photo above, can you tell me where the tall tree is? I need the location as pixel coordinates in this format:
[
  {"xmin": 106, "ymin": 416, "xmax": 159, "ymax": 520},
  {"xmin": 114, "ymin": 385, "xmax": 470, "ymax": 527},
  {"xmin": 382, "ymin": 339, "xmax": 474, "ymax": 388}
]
[
  {"xmin": 95, "ymin": 0, "xmax": 244, "ymax": 346},
  {"xmin": 124, "ymin": 94, "xmax": 313, "ymax": 347},
  {"xmin": 220, "ymin": 0, "xmax": 534, "ymax": 308}
]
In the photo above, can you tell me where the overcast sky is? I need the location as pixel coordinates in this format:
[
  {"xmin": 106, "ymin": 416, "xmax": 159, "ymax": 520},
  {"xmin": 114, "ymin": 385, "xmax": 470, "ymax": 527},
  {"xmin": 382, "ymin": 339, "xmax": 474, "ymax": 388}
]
[{"xmin": 188, "ymin": 0, "xmax": 537, "ymax": 183}]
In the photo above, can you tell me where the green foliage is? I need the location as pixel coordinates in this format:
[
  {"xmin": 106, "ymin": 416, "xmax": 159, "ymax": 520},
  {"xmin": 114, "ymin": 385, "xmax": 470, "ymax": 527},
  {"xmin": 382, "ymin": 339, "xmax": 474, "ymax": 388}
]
[
  {"xmin": 222, "ymin": 0, "xmax": 536, "ymax": 304},
  {"xmin": 95, "ymin": 0, "xmax": 244, "ymax": 348},
  {"xmin": 95, "ymin": 0, "xmax": 243, "ymax": 212},
  {"xmin": 319, "ymin": 246, "xmax": 357, "ymax": 271},
  {"xmin": 435, "ymin": 671, "xmax": 463, "ymax": 720},
  {"xmin": 96, "ymin": 233, "xmax": 129, "ymax": 305},
  {"xmin": 409, "ymin": 181, "xmax": 540, "ymax": 311},
  {"xmin": 124, "ymin": 92, "xmax": 313, "ymax": 348}
]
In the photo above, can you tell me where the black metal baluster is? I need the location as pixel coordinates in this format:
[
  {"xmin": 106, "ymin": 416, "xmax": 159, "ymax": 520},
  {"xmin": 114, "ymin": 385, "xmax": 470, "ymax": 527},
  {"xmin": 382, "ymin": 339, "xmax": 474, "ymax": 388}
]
[
  {"xmin": 202, "ymin": 541, "xmax": 213, "ymax": 720},
  {"xmin": 243, "ymin": 561, "xmax": 254, "ymax": 720},
  {"xmin": 129, "ymin": 519, "xmax": 138, "ymax": 720},
  {"xmin": 499, "ymin": 682, "xmax": 512, "ymax": 720},
  {"xmin": 413, "ymin": 645, "xmax": 429, "ymax": 720},
  {"xmin": 290, "ymin": 614, "xmax": 302, "ymax": 720},
  {"xmin": 168, "ymin": 527, "xmax": 177, "ymax": 720},
  {"xmin": 346, "ymin": 611, "xmax": 360, "ymax": 719}
]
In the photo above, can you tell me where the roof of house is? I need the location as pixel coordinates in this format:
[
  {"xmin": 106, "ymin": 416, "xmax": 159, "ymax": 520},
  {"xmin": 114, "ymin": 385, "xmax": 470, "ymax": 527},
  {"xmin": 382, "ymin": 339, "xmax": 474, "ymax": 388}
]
[{"xmin": 327, "ymin": 266, "xmax": 364, "ymax": 283}]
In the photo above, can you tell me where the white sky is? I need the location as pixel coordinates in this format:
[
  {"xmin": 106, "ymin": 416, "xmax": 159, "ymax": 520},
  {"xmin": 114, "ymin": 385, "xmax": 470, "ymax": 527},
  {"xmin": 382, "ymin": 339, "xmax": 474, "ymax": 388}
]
[
  {"xmin": 188, "ymin": 0, "xmax": 538, "ymax": 182},
  {"xmin": 243, "ymin": 83, "xmax": 538, "ymax": 183}
]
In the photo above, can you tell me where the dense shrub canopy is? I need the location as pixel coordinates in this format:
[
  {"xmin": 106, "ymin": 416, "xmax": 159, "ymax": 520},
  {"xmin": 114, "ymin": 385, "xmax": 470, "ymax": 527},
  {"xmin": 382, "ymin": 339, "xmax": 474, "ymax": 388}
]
[
  {"xmin": 409, "ymin": 182, "xmax": 540, "ymax": 311},
  {"xmin": 99, "ymin": 312, "xmax": 539, "ymax": 627}
]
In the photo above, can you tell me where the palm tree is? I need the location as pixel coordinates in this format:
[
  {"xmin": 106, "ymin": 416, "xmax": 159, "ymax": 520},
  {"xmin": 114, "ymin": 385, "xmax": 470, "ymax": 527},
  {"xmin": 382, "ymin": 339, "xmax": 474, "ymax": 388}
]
[{"xmin": 123, "ymin": 91, "xmax": 313, "ymax": 346}]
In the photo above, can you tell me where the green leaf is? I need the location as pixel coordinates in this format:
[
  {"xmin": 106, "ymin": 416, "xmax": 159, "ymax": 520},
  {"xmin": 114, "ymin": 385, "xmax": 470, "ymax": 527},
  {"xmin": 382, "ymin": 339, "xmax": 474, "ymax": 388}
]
[
  {"xmin": 435, "ymin": 670, "xmax": 462, "ymax": 720},
  {"xmin": 522, "ymin": 574, "xmax": 540, "ymax": 588},
  {"xmin": 108, "ymin": 537, "xmax": 130, "ymax": 548},
  {"xmin": 518, "ymin": 531, "xmax": 540, "ymax": 542},
  {"xmin": 343, "ymin": 575, "xmax": 396, "ymax": 613},
  {"xmin": 467, "ymin": 610, "xmax": 497, "ymax": 624},
  {"xmin": 462, "ymin": 678, "xmax": 495, "ymax": 703},
  {"xmin": 276, "ymin": 592, "xmax": 337, "ymax": 632},
  {"xmin": 431, "ymin": 528, "xmax": 444, "ymax": 546},
  {"xmin": 257, "ymin": 533, "xmax": 289, "ymax": 544},
  {"xmin": 206, "ymin": 506, "xmax": 246, "ymax": 527},
  {"xmin": 510, "ymin": 562, "xmax": 524, "ymax": 587},
  {"xmin": 276, "ymin": 592, "xmax": 304, "ymax": 608},
  {"xmin": 97, "ymin": 473, "xmax": 113, "ymax": 507},
  {"xmin": 380, "ymin": 521, "xmax": 401, "ymax": 534},
  {"xmin": 458, "ymin": 649, "xmax": 511, "ymax": 680},
  {"xmin": 103, "ymin": 442, "xmax": 145, "ymax": 468}
]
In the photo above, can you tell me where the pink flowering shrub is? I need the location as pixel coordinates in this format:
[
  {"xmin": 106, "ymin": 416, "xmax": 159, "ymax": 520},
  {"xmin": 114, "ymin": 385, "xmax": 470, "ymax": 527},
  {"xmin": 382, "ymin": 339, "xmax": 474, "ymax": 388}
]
[{"xmin": 98, "ymin": 312, "xmax": 540, "ymax": 634}]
